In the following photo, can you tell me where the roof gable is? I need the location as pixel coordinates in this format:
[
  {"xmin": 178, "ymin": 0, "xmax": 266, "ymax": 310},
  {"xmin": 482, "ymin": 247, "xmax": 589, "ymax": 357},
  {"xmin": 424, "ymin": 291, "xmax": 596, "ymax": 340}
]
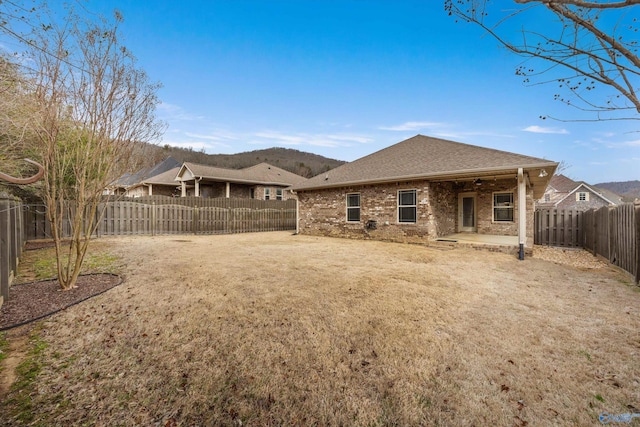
[
  {"xmin": 293, "ymin": 135, "xmax": 557, "ymax": 193},
  {"xmin": 562, "ymin": 183, "xmax": 620, "ymax": 206},
  {"xmin": 176, "ymin": 162, "xmax": 307, "ymax": 186}
]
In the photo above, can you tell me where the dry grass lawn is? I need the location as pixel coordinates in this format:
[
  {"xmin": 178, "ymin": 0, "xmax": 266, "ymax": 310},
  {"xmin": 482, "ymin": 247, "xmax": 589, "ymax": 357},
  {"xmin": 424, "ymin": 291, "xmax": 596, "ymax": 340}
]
[{"xmin": 1, "ymin": 232, "xmax": 639, "ymax": 426}]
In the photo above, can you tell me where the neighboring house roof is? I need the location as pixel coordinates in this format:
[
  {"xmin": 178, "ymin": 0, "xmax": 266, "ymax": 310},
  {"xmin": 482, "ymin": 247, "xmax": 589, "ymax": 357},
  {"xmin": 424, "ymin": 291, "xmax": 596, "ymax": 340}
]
[
  {"xmin": 592, "ymin": 186, "xmax": 624, "ymax": 205},
  {"xmin": 537, "ymin": 173, "xmax": 623, "ymax": 208},
  {"xmin": 291, "ymin": 135, "xmax": 557, "ymax": 198},
  {"xmin": 176, "ymin": 162, "xmax": 308, "ymax": 186},
  {"xmin": 111, "ymin": 157, "xmax": 182, "ymax": 189},
  {"xmin": 143, "ymin": 167, "xmax": 181, "ymax": 186},
  {"xmin": 547, "ymin": 174, "xmax": 578, "ymax": 193}
]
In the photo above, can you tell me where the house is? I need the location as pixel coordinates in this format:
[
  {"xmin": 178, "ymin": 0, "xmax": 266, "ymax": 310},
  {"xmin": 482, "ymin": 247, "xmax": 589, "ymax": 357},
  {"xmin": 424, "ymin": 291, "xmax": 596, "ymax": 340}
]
[
  {"xmin": 536, "ymin": 174, "xmax": 623, "ymax": 211},
  {"xmin": 107, "ymin": 157, "xmax": 181, "ymax": 197},
  {"xmin": 140, "ymin": 167, "xmax": 182, "ymax": 197},
  {"xmin": 175, "ymin": 162, "xmax": 308, "ymax": 200},
  {"xmin": 290, "ymin": 135, "xmax": 558, "ymax": 257}
]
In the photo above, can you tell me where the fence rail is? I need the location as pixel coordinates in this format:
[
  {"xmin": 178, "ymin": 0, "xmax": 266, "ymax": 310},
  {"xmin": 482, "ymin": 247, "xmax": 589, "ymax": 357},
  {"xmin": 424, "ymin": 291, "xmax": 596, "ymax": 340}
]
[
  {"xmin": 1, "ymin": 194, "xmax": 25, "ymax": 307},
  {"xmin": 535, "ymin": 204, "xmax": 639, "ymax": 284},
  {"xmin": 24, "ymin": 196, "xmax": 297, "ymax": 240}
]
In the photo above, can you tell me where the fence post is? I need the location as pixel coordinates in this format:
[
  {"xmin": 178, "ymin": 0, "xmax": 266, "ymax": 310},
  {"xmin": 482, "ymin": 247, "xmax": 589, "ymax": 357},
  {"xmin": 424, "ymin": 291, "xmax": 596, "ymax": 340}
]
[
  {"xmin": 0, "ymin": 197, "xmax": 10, "ymax": 302},
  {"xmin": 635, "ymin": 202, "xmax": 640, "ymax": 285},
  {"xmin": 193, "ymin": 205, "xmax": 199, "ymax": 235},
  {"xmin": 151, "ymin": 202, "xmax": 156, "ymax": 236}
]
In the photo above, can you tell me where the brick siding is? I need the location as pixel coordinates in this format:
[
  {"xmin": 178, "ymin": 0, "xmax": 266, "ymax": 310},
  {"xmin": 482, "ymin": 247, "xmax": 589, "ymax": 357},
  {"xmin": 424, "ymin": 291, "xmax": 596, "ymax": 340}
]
[{"xmin": 297, "ymin": 178, "xmax": 534, "ymax": 246}]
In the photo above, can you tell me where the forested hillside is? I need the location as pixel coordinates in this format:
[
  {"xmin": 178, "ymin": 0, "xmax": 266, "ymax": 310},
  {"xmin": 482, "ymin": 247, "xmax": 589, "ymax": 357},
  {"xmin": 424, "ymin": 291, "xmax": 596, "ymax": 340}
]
[
  {"xmin": 134, "ymin": 143, "xmax": 345, "ymax": 178},
  {"xmin": 596, "ymin": 180, "xmax": 640, "ymax": 202}
]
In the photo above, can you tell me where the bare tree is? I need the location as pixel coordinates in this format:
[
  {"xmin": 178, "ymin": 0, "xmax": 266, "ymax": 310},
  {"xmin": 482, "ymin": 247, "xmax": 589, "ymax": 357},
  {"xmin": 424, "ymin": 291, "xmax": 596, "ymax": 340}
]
[
  {"xmin": 1, "ymin": 3, "xmax": 164, "ymax": 290},
  {"xmin": 445, "ymin": 0, "xmax": 640, "ymax": 121},
  {"xmin": 0, "ymin": 55, "xmax": 40, "ymax": 183}
]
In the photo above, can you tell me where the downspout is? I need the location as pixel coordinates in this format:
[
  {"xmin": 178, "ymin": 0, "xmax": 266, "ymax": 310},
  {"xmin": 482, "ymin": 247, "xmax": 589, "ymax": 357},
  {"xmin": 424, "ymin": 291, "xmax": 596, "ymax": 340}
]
[{"xmin": 518, "ymin": 168, "xmax": 526, "ymax": 260}]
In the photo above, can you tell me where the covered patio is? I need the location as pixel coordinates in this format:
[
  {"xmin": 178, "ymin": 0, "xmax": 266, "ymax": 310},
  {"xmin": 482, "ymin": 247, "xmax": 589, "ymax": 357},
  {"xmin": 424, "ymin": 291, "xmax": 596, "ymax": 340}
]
[{"xmin": 433, "ymin": 233, "xmax": 521, "ymax": 254}]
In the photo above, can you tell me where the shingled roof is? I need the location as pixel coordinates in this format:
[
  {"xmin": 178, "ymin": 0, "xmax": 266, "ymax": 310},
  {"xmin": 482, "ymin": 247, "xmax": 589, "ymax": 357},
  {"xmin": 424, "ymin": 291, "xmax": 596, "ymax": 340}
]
[
  {"xmin": 177, "ymin": 162, "xmax": 308, "ymax": 186},
  {"xmin": 111, "ymin": 157, "xmax": 181, "ymax": 188},
  {"xmin": 143, "ymin": 167, "xmax": 181, "ymax": 186},
  {"xmin": 292, "ymin": 135, "xmax": 557, "ymax": 195}
]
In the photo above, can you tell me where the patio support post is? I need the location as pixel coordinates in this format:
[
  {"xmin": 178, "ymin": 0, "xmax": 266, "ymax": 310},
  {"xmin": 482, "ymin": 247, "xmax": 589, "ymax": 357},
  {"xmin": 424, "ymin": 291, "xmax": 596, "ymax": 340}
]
[
  {"xmin": 148, "ymin": 184, "xmax": 153, "ymax": 196},
  {"xmin": 181, "ymin": 181, "xmax": 186, "ymax": 197},
  {"xmin": 296, "ymin": 196, "xmax": 299, "ymax": 234},
  {"xmin": 194, "ymin": 178, "xmax": 200, "ymax": 197},
  {"xmin": 225, "ymin": 182, "xmax": 230, "ymax": 198},
  {"xmin": 518, "ymin": 168, "xmax": 526, "ymax": 260}
]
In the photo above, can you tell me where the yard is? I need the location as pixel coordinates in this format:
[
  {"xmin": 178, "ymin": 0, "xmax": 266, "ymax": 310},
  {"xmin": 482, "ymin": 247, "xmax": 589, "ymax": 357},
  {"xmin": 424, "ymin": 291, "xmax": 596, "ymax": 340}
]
[{"xmin": 1, "ymin": 232, "xmax": 639, "ymax": 426}]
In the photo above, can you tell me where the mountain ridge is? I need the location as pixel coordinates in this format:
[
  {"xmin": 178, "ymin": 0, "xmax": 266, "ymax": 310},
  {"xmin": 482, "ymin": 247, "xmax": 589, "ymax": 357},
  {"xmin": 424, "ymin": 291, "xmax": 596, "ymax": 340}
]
[
  {"xmin": 135, "ymin": 143, "xmax": 345, "ymax": 179},
  {"xmin": 595, "ymin": 180, "xmax": 640, "ymax": 202}
]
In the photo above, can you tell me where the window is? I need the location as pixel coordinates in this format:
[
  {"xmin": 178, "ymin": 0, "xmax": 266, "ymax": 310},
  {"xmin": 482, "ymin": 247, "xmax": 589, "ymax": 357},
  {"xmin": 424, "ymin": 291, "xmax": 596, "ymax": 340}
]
[
  {"xmin": 346, "ymin": 193, "xmax": 360, "ymax": 222},
  {"xmin": 264, "ymin": 188, "xmax": 271, "ymax": 200},
  {"xmin": 493, "ymin": 192, "xmax": 514, "ymax": 222},
  {"xmin": 544, "ymin": 193, "xmax": 551, "ymax": 202},
  {"xmin": 276, "ymin": 188, "xmax": 283, "ymax": 200},
  {"xmin": 398, "ymin": 190, "xmax": 417, "ymax": 223},
  {"xmin": 577, "ymin": 192, "xmax": 589, "ymax": 202}
]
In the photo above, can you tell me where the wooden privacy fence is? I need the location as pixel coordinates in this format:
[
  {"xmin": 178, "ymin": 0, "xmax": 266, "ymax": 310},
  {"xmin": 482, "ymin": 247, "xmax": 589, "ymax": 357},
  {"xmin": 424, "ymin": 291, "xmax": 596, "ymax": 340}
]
[
  {"xmin": 583, "ymin": 203, "xmax": 639, "ymax": 283},
  {"xmin": 1, "ymin": 193, "xmax": 25, "ymax": 307},
  {"xmin": 23, "ymin": 197, "xmax": 297, "ymax": 239},
  {"xmin": 534, "ymin": 209, "xmax": 583, "ymax": 247},
  {"xmin": 535, "ymin": 204, "xmax": 640, "ymax": 284}
]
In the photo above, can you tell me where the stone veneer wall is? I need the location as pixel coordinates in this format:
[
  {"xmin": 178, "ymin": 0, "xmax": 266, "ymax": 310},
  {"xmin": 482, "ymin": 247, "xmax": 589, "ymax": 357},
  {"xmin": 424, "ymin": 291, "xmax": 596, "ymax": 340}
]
[{"xmin": 297, "ymin": 178, "xmax": 535, "ymax": 246}]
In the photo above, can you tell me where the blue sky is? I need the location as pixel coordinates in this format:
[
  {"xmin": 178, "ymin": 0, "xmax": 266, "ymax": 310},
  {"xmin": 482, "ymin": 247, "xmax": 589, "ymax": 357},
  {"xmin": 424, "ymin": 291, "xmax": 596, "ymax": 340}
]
[{"xmin": 10, "ymin": 1, "xmax": 640, "ymax": 183}]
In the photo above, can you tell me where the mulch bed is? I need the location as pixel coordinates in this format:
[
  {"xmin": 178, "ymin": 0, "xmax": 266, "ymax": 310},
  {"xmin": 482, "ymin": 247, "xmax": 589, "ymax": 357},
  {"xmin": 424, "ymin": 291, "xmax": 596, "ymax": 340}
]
[
  {"xmin": 0, "ymin": 274, "xmax": 122, "ymax": 331},
  {"xmin": 24, "ymin": 240, "xmax": 70, "ymax": 251}
]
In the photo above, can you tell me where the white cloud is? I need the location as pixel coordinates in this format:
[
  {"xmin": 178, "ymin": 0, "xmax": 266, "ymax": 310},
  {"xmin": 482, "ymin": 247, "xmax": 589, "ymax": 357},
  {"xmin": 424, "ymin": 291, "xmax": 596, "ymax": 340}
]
[
  {"xmin": 623, "ymin": 139, "xmax": 640, "ymax": 147},
  {"xmin": 379, "ymin": 121, "xmax": 442, "ymax": 131},
  {"xmin": 522, "ymin": 125, "xmax": 569, "ymax": 135},
  {"xmin": 157, "ymin": 102, "xmax": 205, "ymax": 121},
  {"xmin": 184, "ymin": 131, "xmax": 239, "ymax": 142},
  {"xmin": 253, "ymin": 131, "xmax": 372, "ymax": 148}
]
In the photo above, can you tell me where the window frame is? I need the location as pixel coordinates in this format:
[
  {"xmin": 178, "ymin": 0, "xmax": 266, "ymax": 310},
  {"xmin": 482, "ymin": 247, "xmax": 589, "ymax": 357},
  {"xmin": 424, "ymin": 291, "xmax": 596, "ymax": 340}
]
[
  {"xmin": 397, "ymin": 189, "xmax": 417, "ymax": 224},
  {"xmin": 264, "ymin": 187, "xmax": 271, "ymax": 200},
  {"xmin": 276, "ymin": 188, "xmax": 283, "ymax": 200},
  {"xmin": 577, "ymin": 192, "xmax": 588, "ymax": 202},
  {"xmin": 493, "ymin": 191, "xmax": 514, "ymax": 222},
  {"xmin": 346, "ymin": 193, "xmax": 361, "ymax": 223}
]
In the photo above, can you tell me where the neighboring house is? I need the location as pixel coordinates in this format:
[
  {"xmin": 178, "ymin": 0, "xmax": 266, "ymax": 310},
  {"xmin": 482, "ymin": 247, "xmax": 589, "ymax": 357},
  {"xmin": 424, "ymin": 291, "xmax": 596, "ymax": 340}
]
[
  {"xmin": 290, "ymin": 135, "xmax": 557, "ymax": 254},
  {"xmin": 140, "ymin": 167, "xmax": 182, "ymax": 197},
  {"xmin": 175, "ymin": 162, "xmax": 308, "ymax": 200},
  {"xmin": 536, "ymin": 174, "xmax": 623, "ymax": 211},
  {"xmin": 107, "ymin": 157, "xmax": 182, "ymax": 197}
]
